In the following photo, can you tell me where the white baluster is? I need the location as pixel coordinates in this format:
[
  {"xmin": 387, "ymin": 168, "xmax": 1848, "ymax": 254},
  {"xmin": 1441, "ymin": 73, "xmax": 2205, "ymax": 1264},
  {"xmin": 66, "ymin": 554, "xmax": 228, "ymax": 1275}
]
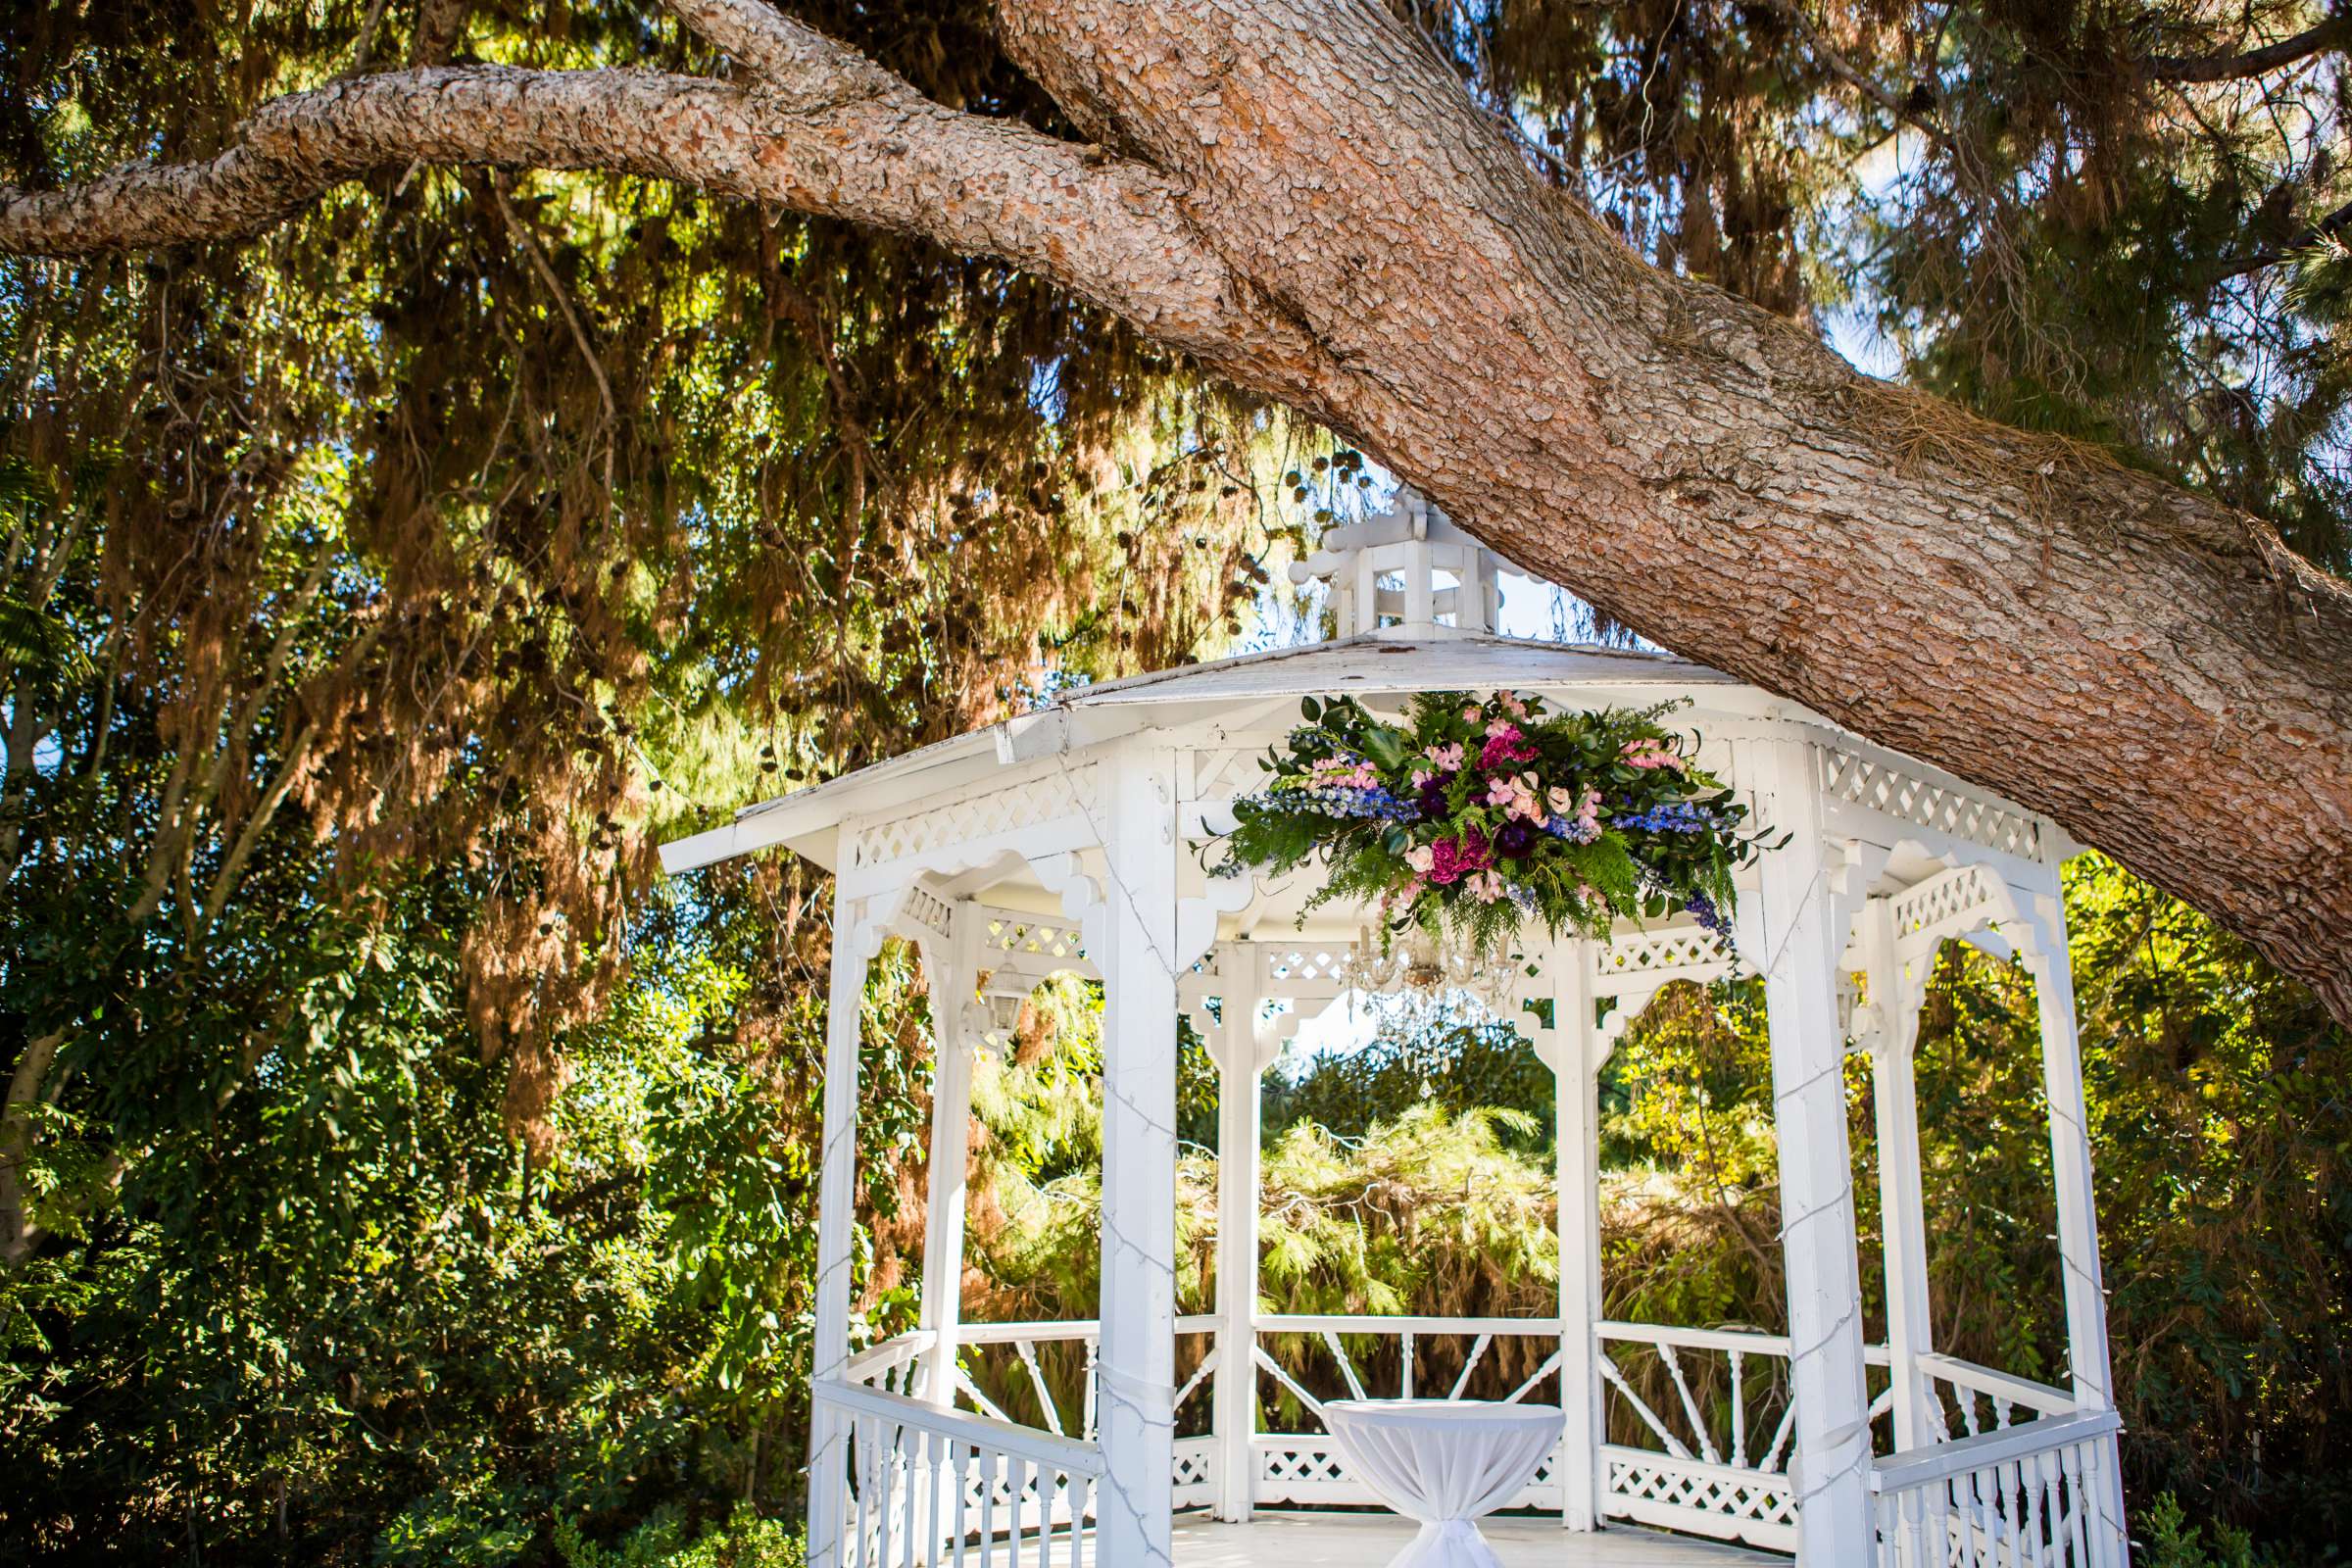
[
  {"xmin": 1730, "ymin": 1349, "xmax": 1747, "ymax": 1469},
  {"xmin": 1658, "ymin": 1344, "xmax": 1721, "ymax": 1465},
  {"xmin": 978, "ymin": 1450, "xmax": 998, "ymax": 1568},
  {"xmin": 1448, "ymin": 1333, "xmax": 1494, "ymax": 1400},
  {"xmin": 1321, "ymin": 1330, "xmax": 1369, "ymax": 1401}
]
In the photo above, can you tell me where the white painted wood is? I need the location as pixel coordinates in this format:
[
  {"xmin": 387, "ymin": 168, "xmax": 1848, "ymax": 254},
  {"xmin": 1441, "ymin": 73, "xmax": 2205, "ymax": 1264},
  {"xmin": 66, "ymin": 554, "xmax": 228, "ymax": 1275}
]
[
  {"xmin": 1093, "ymin": 742, "xmax": 1182, "ymax": 1568},
  {"xmin": 1744, "ymin": 734, "xmax": 1877, "ymax": 1565},
  {"xmin": 2021, "ymin": 891, "xmax": 2129, "ymax": 1554},
  {"xmin": 1167, "ymin": 1510, "xmax": 1783, "ymax": 1565},
  {"xmin": 1212, "ymin": 974, "xmax": 1263, "ymax": 1522},
  {"xmin": 810, "ymin": 882, "xmax": 876, "ymax": 1568},
  {"xmin": 1552, "ymin": 941, "xmax": 1607, "ymax": 1531},
  {"xmin": 919, "ymin": 902, "xmax": 985, "ymax": 1404},
  {"xmin": 1861, "ymin": 895, "xmax": 1936, "ymax": 1460}
]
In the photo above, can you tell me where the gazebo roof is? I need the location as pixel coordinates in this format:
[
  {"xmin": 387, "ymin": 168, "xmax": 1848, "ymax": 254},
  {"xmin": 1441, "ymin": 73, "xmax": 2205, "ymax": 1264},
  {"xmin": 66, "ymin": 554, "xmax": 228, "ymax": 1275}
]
[{"xmin": 659, "ymin": 627, "xmax": 1766, "ymax": 876}]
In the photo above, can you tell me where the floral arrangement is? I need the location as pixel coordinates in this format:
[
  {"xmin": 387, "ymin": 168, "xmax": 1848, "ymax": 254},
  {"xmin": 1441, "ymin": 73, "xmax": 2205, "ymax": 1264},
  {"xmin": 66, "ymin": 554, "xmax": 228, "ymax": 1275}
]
[{"xmin": 1209, "ymin": 689, "xmax": 1770, "ymax": 956}]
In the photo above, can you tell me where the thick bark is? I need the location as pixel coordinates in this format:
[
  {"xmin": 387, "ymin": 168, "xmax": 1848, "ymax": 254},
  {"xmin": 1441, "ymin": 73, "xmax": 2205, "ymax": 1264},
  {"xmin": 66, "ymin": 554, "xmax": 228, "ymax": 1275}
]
[{"xmin": 2, "ymin": 0, "xmax": 2349, "ymax": 1019}]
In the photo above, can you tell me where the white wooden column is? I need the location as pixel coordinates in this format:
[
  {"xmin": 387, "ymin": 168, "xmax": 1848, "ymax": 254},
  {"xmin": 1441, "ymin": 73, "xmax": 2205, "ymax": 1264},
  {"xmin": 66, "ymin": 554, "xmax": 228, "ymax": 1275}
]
[
  {"xmin": 1549, "ymin": 941, "xmax": 1608, "ymax": 1532},
  {"xmin": 1211, "ymin": 951, "xmax": 1264, "ymax": 1522},
  {"xmin": 1094, "ymin": 743, "xmax": 1182, "ymax": 1566},
  {"xmin": 808, "ymin": 886, "xmax": 874, "ymax": 1568},
  {"xmin": 917, "ymin": 902, "xmax": 983, "ymax": 1404},
  {"xmin": 1745, "ymin": 735, "xmax": 1877, "ymax": 1564},
  {"xmin": 2023, "ymin": 890, "xmax": 2129, "ymax": 1543},
  {"xmin": 1861, "ymin": 895, "xmax": 1936, "ymax": 1453}
]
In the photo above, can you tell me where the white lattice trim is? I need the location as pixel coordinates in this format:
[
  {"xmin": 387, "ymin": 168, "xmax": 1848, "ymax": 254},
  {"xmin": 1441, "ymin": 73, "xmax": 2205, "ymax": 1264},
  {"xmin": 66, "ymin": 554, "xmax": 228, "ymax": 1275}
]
[
  {"xmin": 1887, "ymin": 863, "xmax": 2021, "ymax": 964},
  {"xmin": 848, "ymin": 762, "xmax": 1100, "ymax": 868},
  {"xmin": 1603, "ymin": 1446, "xmax": 1799, "ymax": 1551},
  {"xmin": 973, "ymin": 904, "xmax": 1094, "ymax": 984},
  {"xmin": 1820, "ymin": 747, "xmax": 2042, "ymax": 860},
  {"xmin": 1592, "ymin": 924, "xmax": 1735, "ymax": 997}
]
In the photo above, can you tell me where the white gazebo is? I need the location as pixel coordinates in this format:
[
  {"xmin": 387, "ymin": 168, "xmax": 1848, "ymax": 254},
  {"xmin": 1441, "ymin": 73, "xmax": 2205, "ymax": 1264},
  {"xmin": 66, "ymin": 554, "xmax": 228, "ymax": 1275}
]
[{"xmin": 661, "ymin": 492, "xmax": 2131, "ymax": 1568}]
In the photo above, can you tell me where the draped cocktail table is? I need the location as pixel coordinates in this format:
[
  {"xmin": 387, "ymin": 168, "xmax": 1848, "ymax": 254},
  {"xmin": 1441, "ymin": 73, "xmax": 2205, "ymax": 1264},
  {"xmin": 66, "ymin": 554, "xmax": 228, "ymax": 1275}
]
[{"xmin": 1320, "ymin": 1398, "xmax": 1564, "ymax": 1568}]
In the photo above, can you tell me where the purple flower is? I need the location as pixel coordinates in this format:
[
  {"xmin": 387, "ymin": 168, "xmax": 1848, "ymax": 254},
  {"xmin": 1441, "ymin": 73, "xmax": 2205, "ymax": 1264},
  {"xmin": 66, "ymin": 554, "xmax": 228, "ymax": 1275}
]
[
  {"xmin": 1415, "ymin": 771, "xmax": 1454, "ymax": 820},
  {"xmin": 1494, "ymin": 817, "xmax": 1539, "ymax": 860}
]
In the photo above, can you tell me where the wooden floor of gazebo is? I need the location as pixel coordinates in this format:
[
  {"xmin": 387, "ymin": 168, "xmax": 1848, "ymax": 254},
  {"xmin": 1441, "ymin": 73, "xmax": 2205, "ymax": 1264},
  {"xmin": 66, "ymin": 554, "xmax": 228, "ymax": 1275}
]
[{"xmin": 1170, "ymin": 1513, "xmax": 1781, "ymax": 1565}]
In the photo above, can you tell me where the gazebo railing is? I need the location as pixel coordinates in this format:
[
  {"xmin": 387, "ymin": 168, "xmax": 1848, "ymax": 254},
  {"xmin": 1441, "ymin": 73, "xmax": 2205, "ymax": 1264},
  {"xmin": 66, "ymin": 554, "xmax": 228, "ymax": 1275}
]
[
  {"xmin": 828, "ymin": 1315, "xmax": 2124, "ymax": 1566},
  {"xmin": 1594, "ymin": 1320, "xmax": 1815, "ymax": 1550},
  {"xmin": 1870, "ymin": 1407, "xmax": 2125, "ymax": 1568},
  {"xmin": 1917, "ymin": 1351, "xmax": 2076, "ymax": 1441},
  {"xmin": 813, "ymin": 1376, "xmax": 1105, "ymax": 1568}
]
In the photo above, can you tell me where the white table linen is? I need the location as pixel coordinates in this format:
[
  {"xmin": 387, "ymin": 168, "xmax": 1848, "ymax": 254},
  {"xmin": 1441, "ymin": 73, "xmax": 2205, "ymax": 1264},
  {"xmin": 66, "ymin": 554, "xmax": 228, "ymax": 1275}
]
[{"xmin": 1321, "ymin": 1398, "xmax": 1564, "ymax": 1568}]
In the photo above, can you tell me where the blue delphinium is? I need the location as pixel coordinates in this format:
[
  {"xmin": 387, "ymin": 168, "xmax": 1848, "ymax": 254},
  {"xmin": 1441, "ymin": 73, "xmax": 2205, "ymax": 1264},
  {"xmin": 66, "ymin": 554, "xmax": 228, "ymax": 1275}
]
[
  {"xmin": 1617, "ymin": 802, "xmax": 1724, "ymax": 835},
  {"xmin": 1682, "ymin": 888, "xmax": 1735, "ymax": 942},
  {"xmin": 1247, "ymin": 785, "xmax": 1418, "ymax": 822}
]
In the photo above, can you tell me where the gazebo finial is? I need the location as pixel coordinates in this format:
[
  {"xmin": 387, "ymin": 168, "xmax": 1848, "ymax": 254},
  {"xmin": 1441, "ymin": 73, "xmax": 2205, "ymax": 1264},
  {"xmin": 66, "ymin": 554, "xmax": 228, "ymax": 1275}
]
[{"xmin": 1287, "ymin": 484, "xmax": 1508, "ymax": 637}]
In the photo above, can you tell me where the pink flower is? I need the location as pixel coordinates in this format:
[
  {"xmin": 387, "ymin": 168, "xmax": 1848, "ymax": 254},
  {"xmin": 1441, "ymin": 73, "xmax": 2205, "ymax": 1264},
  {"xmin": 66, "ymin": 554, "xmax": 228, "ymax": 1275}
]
[
  {"xmin": 1424, "ymin": 742, "xmax": 1465, "ymax": 771},
  {"xmin": 1497, "ymin": 691, "xmax": 1528, "ymax": 717},
  {"xmin": 1545, "ymin": 785, "xmax": 1578, "ymax": 816},
  {"xmin": 1621, "ymin": 738, "xmax": 1687, "ymax": 772},
  {"xmin": 1425, "ymin": 826, "xmax": 1492, "ymax": 886},
  {"xmin": 1403, "ymin": 844, "xmax": 1436, "ymax": 875},
  {"xmin": 1468, "ymin": 869, "xmax": 1506, "ymax": 903},
  {"xmin": 1486, "ymin": 775, "xmax": 1518, "ymax": 807},
  {"xmin": 1485, "ymin": 719, "xmax": 1520, "ymax": 741},
  {"xmin": 1478, "ymin": 730, "xmax": 1538, "ymax": 769},
  {"xmin": 1461, "ymin": 705, "xmax": 1483, "ymax": 723}
]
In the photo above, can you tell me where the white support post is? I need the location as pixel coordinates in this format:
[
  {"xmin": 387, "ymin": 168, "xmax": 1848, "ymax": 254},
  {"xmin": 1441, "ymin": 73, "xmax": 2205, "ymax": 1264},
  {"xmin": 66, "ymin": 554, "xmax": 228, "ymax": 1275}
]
[
  {"xmin": 1746, "ymin": 736, "xmax": 1877, "ymax": 1565},
  {"xmin": 1211, "ymin": 953, "xmax": 1263, "ymax": 1522},
  {"xmin": 1862, "ymin": 895, "xmax": 1936, "ymax": 1454},
  {"xmin": 2024, "ymin": 890, "xmax": 2128, "ymax": 1544},
  {"xmin": 1095, "ymin": 744, "xmax": 1181, "ymax": 1567},
  {"xmin": 1551, "ymin": 941, "xmax": 1607, "ymax": 1532},
  {"xmin": 917, "ymin": 903, "xmax": 983, "ymax": 1405},
  {"xmin": 808, "ymin": 886, "xmax": 874, "ymax": 1568}
]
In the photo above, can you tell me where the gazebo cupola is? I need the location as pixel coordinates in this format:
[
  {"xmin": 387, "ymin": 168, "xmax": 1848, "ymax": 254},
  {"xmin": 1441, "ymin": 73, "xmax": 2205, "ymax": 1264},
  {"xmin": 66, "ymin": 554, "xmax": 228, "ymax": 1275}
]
[
  {"xmin": 1291, "ymin": 487, "xmax": 1506, "ymax": 637},
  {"xmin": 660, "ymin": 487, "xmax": 2129, "ymax": 1568}
]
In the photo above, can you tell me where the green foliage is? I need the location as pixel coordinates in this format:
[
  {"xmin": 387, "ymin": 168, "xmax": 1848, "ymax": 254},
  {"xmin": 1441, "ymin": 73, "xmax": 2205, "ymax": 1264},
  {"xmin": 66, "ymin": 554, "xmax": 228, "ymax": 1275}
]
[
  {"xmin": 556, "ymin": 1504, "xmax": 805, "ymax": 1568},
  {"xmin": 1260, "ymin": 1005, "xmax": 1554, "ymax": 1149},
  {"xmin": 2133, "ymin": 1494, "xmax": 2278, "ymax": 1568}
]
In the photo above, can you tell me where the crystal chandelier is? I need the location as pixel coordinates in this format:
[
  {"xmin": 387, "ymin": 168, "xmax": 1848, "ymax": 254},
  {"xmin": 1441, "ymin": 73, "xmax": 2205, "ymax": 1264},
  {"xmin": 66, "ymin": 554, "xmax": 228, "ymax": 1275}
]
[{"xmin": 1334, "ymin": 923, "xmax": 1524, "ymax": 1013}]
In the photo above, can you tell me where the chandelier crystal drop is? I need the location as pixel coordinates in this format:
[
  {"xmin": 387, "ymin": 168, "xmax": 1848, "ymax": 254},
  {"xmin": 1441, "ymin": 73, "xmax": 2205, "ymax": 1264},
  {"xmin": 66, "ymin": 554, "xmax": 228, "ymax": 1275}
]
[{"xmin": 1334, "ymin": 923, "xmax": 1524, "ymax": 1013}]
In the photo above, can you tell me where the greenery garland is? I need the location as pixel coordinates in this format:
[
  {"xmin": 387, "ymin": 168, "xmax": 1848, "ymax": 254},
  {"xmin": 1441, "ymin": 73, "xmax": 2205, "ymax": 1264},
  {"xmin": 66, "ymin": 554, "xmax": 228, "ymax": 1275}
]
[{"xmin": 1210, "ymin": 690, "xmax": 1774, "ymax": 955}]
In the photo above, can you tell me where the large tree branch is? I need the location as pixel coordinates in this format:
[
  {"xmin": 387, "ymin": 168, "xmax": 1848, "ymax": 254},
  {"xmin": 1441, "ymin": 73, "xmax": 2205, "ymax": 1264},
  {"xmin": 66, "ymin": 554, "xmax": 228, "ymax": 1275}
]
[
  {"xmin": 2145, "ymin": 10, "xmax": 2352, "ymax": 83},
  {"xmin": 991, "ymin": 0, "xmax": 2352, "ymax": 1020},
  {"xmin": 0, "ymin": 50, "xmax": 1325, "ymax": 384}
]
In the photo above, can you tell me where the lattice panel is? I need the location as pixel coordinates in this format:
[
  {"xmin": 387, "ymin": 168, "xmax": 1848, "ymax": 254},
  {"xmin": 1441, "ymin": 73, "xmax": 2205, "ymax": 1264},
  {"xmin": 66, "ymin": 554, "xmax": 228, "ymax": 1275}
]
[
  {"xmin": 1820, "ymin": 749, "xmax": 2041, "ymax": 859},
  {"xmin": 981, "ymin": 912, "xmax": 1089, "ymax": 968},
  {"xmin": 1169, "ymin": 1445, "xmax": 1213, "ymax": 1491},
  {"xmin": 1258, "ymin": 1444, "xmax": 1350, "ymax": 1489},
  {"xmin": 1594, "ymin": 926, "xmax": 1734, "ymax": 991},
  {"xmin": 1606, "ymin": 1453, "xmax": 1797, "ymax": 1529},
  {"xmin": 1259, "ymin": 946, "xmax": 1352, "ymax": 996},
  {"xmin": 1886, "ymin": 863, "xmax": 2010, "ymax": 961},
  {"xmin": 849, "ymin": 764, "xmax": 1098, "ymax": 867}
]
